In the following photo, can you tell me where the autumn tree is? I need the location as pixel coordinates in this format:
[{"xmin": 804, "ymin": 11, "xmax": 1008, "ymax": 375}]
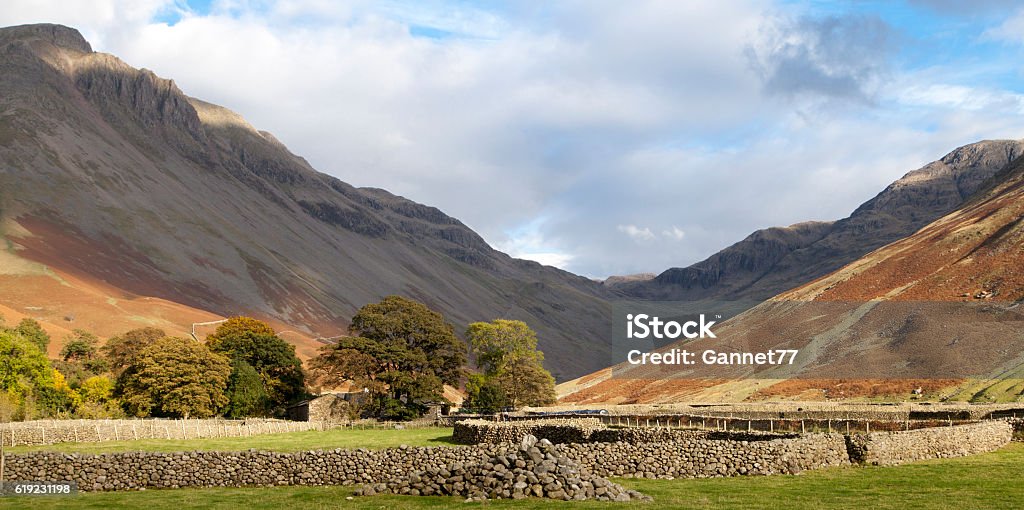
[
  {"xmin": 465, "ymin": 319, "xmax": 555, "ymax": 409},
  {"xmin": 103, "ymin": 327, "xmax": 166, "ymax": 376},
  {"xmin": 120, "ymin": 337, "xmax": 230, "ymax": 419},
  {"xmin": 79, "ymin": 375, "xmax": 115, "ymax": 404},
  {"xmin": 206, "ymin": 317, "xmax": 306, "ymax": 416},
  {"xmin": 61, "ymin": 329, "xmax": 100, "ymax": 362},
  {"xmin": 75, "ymin": 375, "xmax": 121, "ymax": 419},
  {"xmin": 55, "ymin": 329, "xmax": 108, "ymax": 387},
  {"xmin": 311, "ymin": 296, "xmax": 466, "ymax": 420}
]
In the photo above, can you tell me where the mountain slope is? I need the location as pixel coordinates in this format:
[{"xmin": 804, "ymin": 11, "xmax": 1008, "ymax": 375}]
[
  {"xmin": 618, "ymin": 140, "xmax": 1024, "ymax": 302},
  {"xmin": 560, "ymin": 153, "xmax": 1024, "ymax": 404},
  {"xmin": 0, "ymin": 24, "xmax": 614, "ymax": 380}
]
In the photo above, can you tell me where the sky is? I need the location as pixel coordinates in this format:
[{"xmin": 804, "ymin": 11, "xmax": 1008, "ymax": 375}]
[{"xmin": 4, "ymin": 0, "xmax": 1024, "ymax": 278}]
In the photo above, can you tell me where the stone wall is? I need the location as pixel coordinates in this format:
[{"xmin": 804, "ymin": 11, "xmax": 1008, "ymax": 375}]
[
  {"xmin": 845, "ymin": 420, "xmax": 1013, "ymax": 466},
  {"xmin": 453, "ymin": 418, "xmax": 800, "ymax": 445},
  {"xmin": 561, "ymin": 433, "xmax": 850, "ymax": 478},
  {"xmin": 453, "ymin": 419, "xmax": 606, "ymax": 445},
  {"xmin": 1007, "ymin": 418, "xmax": 1023, "ymax": 441},
  {"xmin": 1, "ymin": 419, "xmax": 1013, "ymax": 498},
  {"xmin": 0, "ymin": 419, "xmax": 318, "ymax": 447},
  {"xmin": 1, "ymin": 434, "xmax": 845, "ymax": 493}
]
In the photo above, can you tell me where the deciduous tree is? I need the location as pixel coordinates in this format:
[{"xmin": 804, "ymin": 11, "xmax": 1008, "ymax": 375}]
[
  {"xmin": 15, "ymin": 318, "xmax": 50, "ymax": 353},
  {"xmin": 311, "ymin": 296, "xmax": 466, "ymax": 420},
  {"xmin": 120, "ymin": 337, "xmax": 230, "ymax": 419},
  {"xmin": 466, "ymin": 319, "xmax": 555, "ymax": 409},
  {"xmin": 206, "ymin": 317, "xmax": 306, "ymax": 415}
]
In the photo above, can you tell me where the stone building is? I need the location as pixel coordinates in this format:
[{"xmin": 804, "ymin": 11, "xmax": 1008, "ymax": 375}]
[{"xmin": 287, "ymin": 393, "xmax": 357, "ymax": 423}]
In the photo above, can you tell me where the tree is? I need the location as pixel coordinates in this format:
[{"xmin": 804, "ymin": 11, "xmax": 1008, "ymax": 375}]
[
  {"xmin": 79, "ymin": 375, "xmax": 114, "ymax": 404},
  {"xmin": 120, "ymin": 337, "xmax": 230, "ymax": 419},
  {"xmin": 0, "ymin": 330, "xmax": 56, "ymax": 404},
  {"xmin": 56, "ymin": 329, "xmax": 108, "ymax": 386},
  {"xmin": 206, "ymin": 317, "xmax": 306, "ymax": 415},
  {"xmin": 223, "ymin": 359, "xmax": 270, "ymax": 418},
  {"xmin": 466, "ymin": 319, "xmax": 556, "ymax": 409},
  {"xmin": 103, "ymin": 327, "xmax": 166, "ymax": 375},
  {"xmin": 464, "ymin": 373, "xmax": 506, "ymax": 413},
  {"xmin": 76, "ymin": 375, "xmax": 122, "ymax": 419},
  {"xmin": 310, "ymin": 296, "xmax": 467, "ymax": 420},
  {"xmin": 60, "ymin": 329, "xmax": 99, "ymax": 362},
  {"xmin": 350, "ymin": 296, "xmax": 466, "ymax": 384},
  {"xmin": 15, "ymin": 318, "xmax": 50, "ymax": 353}
]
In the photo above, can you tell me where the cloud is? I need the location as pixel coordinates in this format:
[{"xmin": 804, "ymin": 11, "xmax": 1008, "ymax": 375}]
[
  {"xmin": 617, "ymin": 225, "xmax": 656, "ymax": 242},
  {"xmin": 3, "ymin": 1, "xmax": 1024, "ymax": 280},
  {"xmin": 663, "ymin": 226, "xmax": 685, "ymax": 241},
  {"xmin": 747, "ymin": 14, "xmax": 895, "ymax": 103},
  {"xmin": 983, "ymin": 8, "xmax": 1024, "ymax": 43}
]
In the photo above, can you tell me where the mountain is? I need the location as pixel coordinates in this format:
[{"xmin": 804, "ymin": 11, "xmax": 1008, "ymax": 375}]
[
  {"xmin": 0, "ymin": 24, "xmax": 615, "ymax": 380},
  {"xmin": 601, "ymin": 273, "xmax": 656, "ymax": 289},
  {"xmin": 616, "ymin": 140, "xmax": 1024, "ymax": 303},
  {"xmin": 559, "ymin": 153, "xmax": 1024, "ymax": 404}
]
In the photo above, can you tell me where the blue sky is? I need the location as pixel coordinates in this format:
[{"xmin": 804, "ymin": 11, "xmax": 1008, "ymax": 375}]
[{"xmin": 4, "ymin": 0, "xmax": 1024, "ymax": 277}]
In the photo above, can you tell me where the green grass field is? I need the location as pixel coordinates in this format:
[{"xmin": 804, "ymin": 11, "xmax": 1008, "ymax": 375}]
[
  {"xmin": 1, "ymin": 436, "xmax": 1021, "ymax": 509},
  {"xmin": 5, "ymin": 427, "xmax": 457, "ymax": 454}
]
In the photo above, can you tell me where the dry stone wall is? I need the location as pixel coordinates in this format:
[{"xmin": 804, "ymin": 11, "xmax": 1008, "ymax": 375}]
[
  {"xmin": 0, "ymin": 419, "xmax": 317, "ymax": 447},
  {"xmin": 453, "ymin": 419, "xmax": 606, "ymax": 444},
  {"xmin": 1, "ymin": 419, "xmax": 1013, "ymax": 499},
  {"xmin": 1, "ymin": 435, "xmax": 842, "ymax": 494},
  {"xmin": 1008, "ymin": 418, "xmax": 1023, "ymax": 440},
  {"xmin": 362, "ymin": 435, "xmax": 650, "ymax": 501},
  {"xmin": 845, "ymin": 420, "xmax": 1013, "ymax": 465},
  {"xmin": 453, "ymin": 418, "xmax": 800, "ymax": 445}
]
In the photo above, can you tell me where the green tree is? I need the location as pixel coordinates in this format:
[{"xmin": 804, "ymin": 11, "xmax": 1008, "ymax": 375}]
[
  {"xmin": 349, "ymin": 296, "xmax": 466, "ymax": 384},
  {"xmin": 56, "ymin": 329, "xmax": 108, "ymax": 386},
  {"xmin": 60, "ymin": 329, "xmax": 99, "ymax": 362},
  {"xmin": 15, "ymin": 318, "xmax": 50, "ymax": 353},
  {"xmin": 0, "ymin": 330, "xmax": 56, "ymax": 404},
  {"xmin": 103, "ymin": 327, "xmax": 166, "ymax": 375},
  {"xmin": 310, "ymin": 296, "xmax": 466, "ymax": 420},
  {"xmin": 224, "ymin": 359, "xmax": 270, "ymax": 418},
  {"xmin": 466, "ymin": 319, "xmax": 555, "ymax": 409},
  {"xmin": 206, "ymin": 317, "xmax": 306, "ymax": 416},
  {"xmin": 120, "ymin": 337, "xmax": 230, "ymax": 419},
  {"xmin": 463, "ymin": 373, "xmax": 506, "ymax": 413}
]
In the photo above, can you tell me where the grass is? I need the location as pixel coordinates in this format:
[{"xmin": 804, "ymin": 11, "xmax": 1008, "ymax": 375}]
[
  {"xmin": 1, "ymin": 442, "xmax": 1022, "ymax": 509},
  {"xmin": 5, "ymin": 427, "xmax": 458, "ymax": 454}
]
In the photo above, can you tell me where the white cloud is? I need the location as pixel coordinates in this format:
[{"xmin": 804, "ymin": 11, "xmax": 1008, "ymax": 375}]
[
  {"xmin": 897, "ymin": 84, "xmax": 1024, "ymax": 113},
  {"xmin": 515, "ymin": 252, "xmax": 575, "ymax": 268},
  {"xmin": 982, "ymin": 8, "xmax": 1024, "ymax": 43},
  {"xmin": 617, "ymin": 225, "xmax": 656, "ymax": 242},
  {"xmin": 663, "ymin": 226, "xmax": 686, "ymax": 241}
]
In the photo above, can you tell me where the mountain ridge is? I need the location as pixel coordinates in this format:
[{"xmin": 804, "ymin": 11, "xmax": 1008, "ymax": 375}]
[
  {"xmin": 0, "ymin": 24, "xmax": 614, "ymax": 380},
  {"xmin": 560, "ymin": 153, "xmax": 1024, "ymax": 404},
  {"xmin": 617, "ymin": 139, "xmax": 1024, "ymax": 303}
]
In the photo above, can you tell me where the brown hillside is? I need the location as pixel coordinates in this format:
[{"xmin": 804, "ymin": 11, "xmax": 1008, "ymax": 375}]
[{"xmin": 561, "ymin": 151, "xmax": 1024, "ymax": 403}]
